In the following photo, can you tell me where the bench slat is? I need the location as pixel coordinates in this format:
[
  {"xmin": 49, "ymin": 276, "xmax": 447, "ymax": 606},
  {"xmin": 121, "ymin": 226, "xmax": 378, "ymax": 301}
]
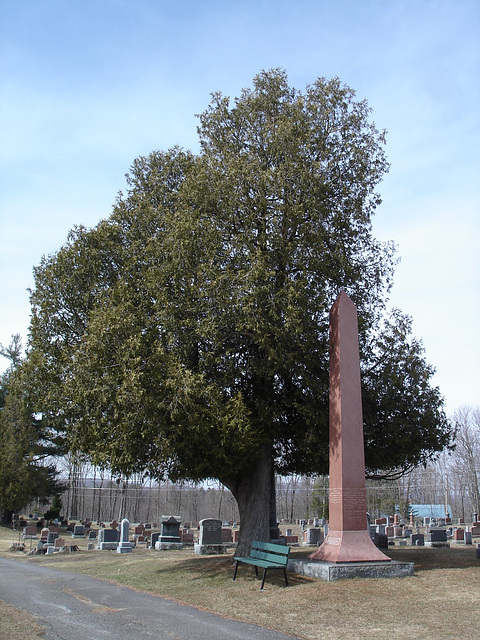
[
  {"xmin": 251, "ymin": 541, "xmax": 289, "ymax": 555},
  {"xmin": 250, "ymin": 552, "xmax": 288, "ymax": 566}
]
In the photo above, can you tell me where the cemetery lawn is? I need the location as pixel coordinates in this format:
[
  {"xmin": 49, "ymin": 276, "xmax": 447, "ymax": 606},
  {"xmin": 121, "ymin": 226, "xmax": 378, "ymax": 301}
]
[{"xmin": 1, "ymin": 530, "xmax": 479, "ymax": 640}]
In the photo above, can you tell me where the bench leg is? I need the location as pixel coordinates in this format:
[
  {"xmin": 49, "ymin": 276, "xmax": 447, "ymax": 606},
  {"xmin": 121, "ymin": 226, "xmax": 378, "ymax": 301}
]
[
  {"xmin": 260, "ymin": 568, "xmax": 268, "ymax": 590},
  {"xmin": 233, "ymin": 560, "xmax": 239, "ymax": 581},
  {"xmin": 283, "ymin": 568, "xmax": 289, "ymax": 587}
]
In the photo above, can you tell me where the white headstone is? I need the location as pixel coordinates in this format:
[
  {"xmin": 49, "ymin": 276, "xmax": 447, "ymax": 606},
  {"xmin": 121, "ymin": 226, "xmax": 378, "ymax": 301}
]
[{"xmin": 117, "ymin": 518, "xmax": 132, "ymax": 553}]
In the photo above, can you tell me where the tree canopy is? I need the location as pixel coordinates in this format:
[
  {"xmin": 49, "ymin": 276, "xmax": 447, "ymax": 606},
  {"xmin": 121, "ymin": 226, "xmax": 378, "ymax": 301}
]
[{"xmin": 27, "ymin": 70, "xmax": 453, "ymax": 551}]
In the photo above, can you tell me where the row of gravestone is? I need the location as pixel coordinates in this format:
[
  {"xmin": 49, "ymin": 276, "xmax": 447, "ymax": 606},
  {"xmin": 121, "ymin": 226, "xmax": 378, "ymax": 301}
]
[
  {"xmin": 96, "ymin": 517, "xmax": 233, "ymax": 554},
  {"xmin": 376, "ymin": 527, "xmax": 478, "ymax": 548},
  {"xmin": 25, "ymin": 516, "xmax": 480, "ymax": 556}
]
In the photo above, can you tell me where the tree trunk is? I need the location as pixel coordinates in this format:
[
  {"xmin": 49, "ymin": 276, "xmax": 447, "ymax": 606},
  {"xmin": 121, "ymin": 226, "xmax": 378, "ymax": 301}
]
[
  {"xmin": 1, "ymin": 508, "xmax": 13, "ymax": 526},
  {"xmin": 223, "ymin": 443, "xmax": 273, "ymax": 557}
]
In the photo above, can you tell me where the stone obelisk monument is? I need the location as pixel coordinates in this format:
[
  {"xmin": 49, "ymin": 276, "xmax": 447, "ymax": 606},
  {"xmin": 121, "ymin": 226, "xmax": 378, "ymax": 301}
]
[{"xmin": 310, "ymin": 291, "xmax": 390, "ymax": 563}]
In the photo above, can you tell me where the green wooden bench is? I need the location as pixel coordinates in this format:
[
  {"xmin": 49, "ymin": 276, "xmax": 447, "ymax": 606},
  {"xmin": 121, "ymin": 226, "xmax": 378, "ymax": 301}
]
[{"xmin": 233, "ymin": 540, "xmax": 290, "ymax": 590}]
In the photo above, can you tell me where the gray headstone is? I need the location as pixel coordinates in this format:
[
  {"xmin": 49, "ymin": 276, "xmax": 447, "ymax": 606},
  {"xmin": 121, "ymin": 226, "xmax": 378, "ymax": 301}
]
[
  {"xmin": 47, "ymin": 531, "xmax": 59, "ymax": 544},
  {"xmin": 304, "ymin": 527, "xmax": 324, "ymax": 545},
  {"xmin": 119, "ymin": 518, "xmax": 129, "ymax": 544},
  {"xmin": 198, "ymin": 518, "xmax": 222, "ymax": 545},
  {"xmin": 411, "ymin": 533, "xmax": 424, "ymax": 546},
  {"xmin": 72, "ymin": 525, "xmax": 85, "ymax": 538}
]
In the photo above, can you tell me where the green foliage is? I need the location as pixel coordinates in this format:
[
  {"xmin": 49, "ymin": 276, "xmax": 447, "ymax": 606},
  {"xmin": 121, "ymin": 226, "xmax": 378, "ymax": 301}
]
[
  {"xmin": 27, "ymin": 69, "xmax": 452, "ymax": 496},
  {"xmin": 361, "ymin": 310, "xmax": 453, "ymax": 477},
  {"xmin": 44, "ymin": 494, "xmax": 63, "ymax": 521},
  {"xmin": 0, "ymin": 338, "xmax": 64, "ymax": 523}
]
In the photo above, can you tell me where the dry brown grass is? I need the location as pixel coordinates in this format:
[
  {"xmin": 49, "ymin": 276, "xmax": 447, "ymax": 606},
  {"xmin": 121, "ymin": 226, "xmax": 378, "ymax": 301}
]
[
  {"xmin": 0, "ymin": 600, "xmax": 45, "ymax": 640},
  {"xmin": 1, "ymin": 526, "xmax": 479, "ymax": 640}
]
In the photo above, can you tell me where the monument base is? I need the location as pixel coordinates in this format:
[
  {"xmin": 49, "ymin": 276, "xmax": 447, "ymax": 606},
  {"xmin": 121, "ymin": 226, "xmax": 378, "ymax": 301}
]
[
  {"xmin": 154, "ymin": 542, "xmax": 185, "ymax": 550},
  {"xmin": 194, "ymin": 543, "xmax": 227, "ymax": 555},
  {"xmin": 309, "ymin": 529, "xmax": 391, "ymax": 563},
  {"xmin": 117, "ymin": 543, "xmax": 133, "ymax": 554},
  {"xmin": 97, "ymin": 542, "xmax": 119, "ymax": 550},
  {"xmin": 288, "ymin": 558, "xmax": 414, "ymax": 582}
]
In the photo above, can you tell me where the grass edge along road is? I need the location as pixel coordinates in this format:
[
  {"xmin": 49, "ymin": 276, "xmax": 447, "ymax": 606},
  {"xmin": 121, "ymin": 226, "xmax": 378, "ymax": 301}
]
[{"xmin": 1, "ymin": 531, "xmax": 479, "ymax": 640}]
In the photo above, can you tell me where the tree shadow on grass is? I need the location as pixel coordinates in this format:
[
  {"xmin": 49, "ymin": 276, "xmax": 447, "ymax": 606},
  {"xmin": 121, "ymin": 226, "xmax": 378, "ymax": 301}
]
[
  {"xmin": 383, "ymin": 546, "xmax": 480, "ymax": 572},
  {"xmin": 154, "ymin": 552, "xmax": 314, "ymax": 588}
]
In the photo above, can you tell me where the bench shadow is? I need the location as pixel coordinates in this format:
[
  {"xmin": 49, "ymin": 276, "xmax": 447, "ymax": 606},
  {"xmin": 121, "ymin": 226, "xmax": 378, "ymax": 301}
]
[{"xmin": 153, "ymin": 552, "xmax": 314, "ymax": 587}]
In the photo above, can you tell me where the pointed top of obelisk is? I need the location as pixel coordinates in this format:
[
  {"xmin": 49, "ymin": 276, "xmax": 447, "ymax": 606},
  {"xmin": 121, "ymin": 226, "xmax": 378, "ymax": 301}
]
[
  {"xmin": 332, "ymin": 290, "xmax": 356, "ymax": 318},
  {"xmin": 336, "ymin": 289, "xmax": 351, "ymax": 304}
]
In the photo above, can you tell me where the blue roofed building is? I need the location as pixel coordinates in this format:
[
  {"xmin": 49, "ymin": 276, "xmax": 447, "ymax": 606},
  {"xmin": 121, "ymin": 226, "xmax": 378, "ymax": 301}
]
[{"xmin": 409, "ymin": 504, "xmax": 451, "ymax": 519}]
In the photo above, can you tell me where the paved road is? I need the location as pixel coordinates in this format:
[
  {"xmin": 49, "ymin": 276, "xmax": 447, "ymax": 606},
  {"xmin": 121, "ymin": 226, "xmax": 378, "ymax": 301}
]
[{"xmin": 0, "ymin": 557, "xmax": 298, "ymax": 640}]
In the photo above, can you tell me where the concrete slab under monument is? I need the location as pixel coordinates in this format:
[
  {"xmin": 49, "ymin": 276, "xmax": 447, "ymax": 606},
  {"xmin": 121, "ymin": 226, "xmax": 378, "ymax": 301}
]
[
  {"xmin": 306, "ymin": 292, "xmax": 412, "ymax": 578},
  {"xmin": 288, "ymin": 557, "xmax": 414, "ymax": 581}
]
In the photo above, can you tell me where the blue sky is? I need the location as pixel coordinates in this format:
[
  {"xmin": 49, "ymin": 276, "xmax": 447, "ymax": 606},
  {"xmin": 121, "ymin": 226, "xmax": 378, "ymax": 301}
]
[{"xmin": 1, "ymin": 0, "xmax": 479, "ymax": 413}]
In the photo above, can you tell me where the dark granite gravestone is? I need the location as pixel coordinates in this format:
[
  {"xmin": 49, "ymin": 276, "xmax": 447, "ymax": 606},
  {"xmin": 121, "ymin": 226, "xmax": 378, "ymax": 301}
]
[
  {"xmin": 150, "ymin": 532, "xmax": 161, "ymax": 548},
  {"xmin": 194, "ymin": 518, "xmax": 226, "ymax": 554},
  {"xmin": 426, "ymin": 528, "xmax": 449, "ymax": 547},
  {"xmin": 97, "ymin": 528, "xmax": 119, "ymax": 550},
  {"xmin": 159, "ymin": 516, "xmax": 181, "ymax": 543},
  {"xmin": 198, "ymin": 518, "xmax": 222, "ymax": 545},
  {"xmin": 428, "ymin": 528, "xmax": 447, "ymax": 542}
]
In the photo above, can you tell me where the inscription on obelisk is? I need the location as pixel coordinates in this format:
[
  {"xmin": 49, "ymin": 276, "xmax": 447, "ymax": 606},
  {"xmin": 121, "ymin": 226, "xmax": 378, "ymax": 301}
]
[{"xmin": 310, "ymin": 291, "xmax": 390, "ymax": 563}]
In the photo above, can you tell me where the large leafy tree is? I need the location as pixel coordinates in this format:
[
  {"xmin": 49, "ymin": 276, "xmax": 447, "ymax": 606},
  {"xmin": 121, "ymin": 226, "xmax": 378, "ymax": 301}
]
[{"xmin": 28, "ymin": 70, "xmax": 452, "ymax": 553}]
